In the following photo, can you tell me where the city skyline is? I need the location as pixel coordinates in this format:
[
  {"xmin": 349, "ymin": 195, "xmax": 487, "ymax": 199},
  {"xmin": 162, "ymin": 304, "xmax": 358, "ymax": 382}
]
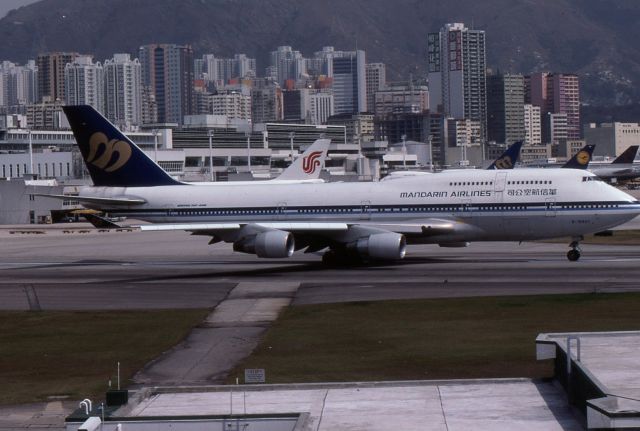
[{"xmin": 0, "ymin": 0, "xmax": 637, "ymax": 107}]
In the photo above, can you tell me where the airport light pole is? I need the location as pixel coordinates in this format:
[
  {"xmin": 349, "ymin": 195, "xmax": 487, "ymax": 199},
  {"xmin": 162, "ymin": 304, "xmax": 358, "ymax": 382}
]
[
  {"xmin": 246, "ymin": 132, "xmax": 251, "ymax": 170},
  {"xmin": 428, "ymin": 134, "xmax": 433, "ymax": 172},
  {"xmin": 208, "ymin": 129, "xmax": 214, "ymax": 182},
  {"xmin": 28, "ymin": 129, "xmax": 34, "ymax": 176},
  {"xmin": 402, "ymin": 134, "xmax": 407, "ymax": 169},
  {"xmin": 289, "ymin": 132, "xmax": 295, "ymax": 165},
  {"xmin": 152, "ymin": 129, "xmax": 158, "ymax": 162}
]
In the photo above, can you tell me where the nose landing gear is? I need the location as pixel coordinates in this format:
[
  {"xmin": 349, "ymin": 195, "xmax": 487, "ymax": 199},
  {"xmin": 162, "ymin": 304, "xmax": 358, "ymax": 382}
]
[{"xmin": 567, "ymin": 236, "xmax": 583, "ymax": 261}]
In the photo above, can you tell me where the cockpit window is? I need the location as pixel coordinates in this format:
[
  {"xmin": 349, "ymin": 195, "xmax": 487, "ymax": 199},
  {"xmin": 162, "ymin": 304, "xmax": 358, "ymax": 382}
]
[{"xmin": 582, "ymin": 176, "xmax": 603, "ymax": 182}]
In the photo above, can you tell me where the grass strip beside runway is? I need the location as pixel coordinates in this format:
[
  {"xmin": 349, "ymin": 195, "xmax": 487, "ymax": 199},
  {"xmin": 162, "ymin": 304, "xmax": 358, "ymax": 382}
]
[
  {"xmin": 0, "ymin": 309, "xmax": 209, "ymax": 405},
  {"xmin": 229, "ymin": 293, "xmax": 640, "ymax": 383}
]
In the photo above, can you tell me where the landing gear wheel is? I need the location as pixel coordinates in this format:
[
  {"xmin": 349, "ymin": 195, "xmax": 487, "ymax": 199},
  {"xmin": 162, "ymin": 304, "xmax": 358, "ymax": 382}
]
[
  {"xmin": 567, "ymin": 249, "xmax": 581, "ymax": 262},
  {"xmin": 567, "ymin": 236, "xmax": 583, "ymax": 262}
]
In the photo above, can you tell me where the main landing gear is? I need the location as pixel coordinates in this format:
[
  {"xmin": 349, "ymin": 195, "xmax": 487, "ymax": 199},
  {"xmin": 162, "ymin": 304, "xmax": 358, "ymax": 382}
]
[{"xmin": 567, "ymin": 236, "xmax": 583, "ymax": 261}]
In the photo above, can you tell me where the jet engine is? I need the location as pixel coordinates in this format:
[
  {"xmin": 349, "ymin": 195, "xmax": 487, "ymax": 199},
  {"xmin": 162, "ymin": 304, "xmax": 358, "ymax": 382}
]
[
  {"xmin": 350, "ymin": 232, "xmax": 407, "ymax": 260},
  {"xmin": 233, "ymin": 230, "xmax": 295, "ymax": 258}
]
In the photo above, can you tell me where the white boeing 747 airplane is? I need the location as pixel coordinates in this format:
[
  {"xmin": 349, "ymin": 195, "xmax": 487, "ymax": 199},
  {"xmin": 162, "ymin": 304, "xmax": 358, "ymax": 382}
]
[{"xmin": 58, "ymin": 106, "xmax": 640, "ymax": 263}]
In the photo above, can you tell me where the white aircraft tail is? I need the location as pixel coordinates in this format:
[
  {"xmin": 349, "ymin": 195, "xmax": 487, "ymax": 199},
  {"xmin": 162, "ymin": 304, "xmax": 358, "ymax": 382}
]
[{"xmin": 277, "ymin": 139, "xmax": 330, "ymax": 180}]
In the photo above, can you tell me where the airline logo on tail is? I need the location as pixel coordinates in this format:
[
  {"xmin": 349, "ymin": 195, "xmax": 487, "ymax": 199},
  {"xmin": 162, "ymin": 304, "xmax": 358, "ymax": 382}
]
[
  {"xmin": 576, "ymin": 150, "xmax": 591, "ymax": 165},
  {"xmin": 493, "ymin": 156, "xmax": 513, "ymax": 169},
  {"xmin": 302, "ymin": 151, "xmax": 323, "ymax": 174},
  {"xmin": 88, "ymin": 132, "xmax": 132, "ymax": 172}
]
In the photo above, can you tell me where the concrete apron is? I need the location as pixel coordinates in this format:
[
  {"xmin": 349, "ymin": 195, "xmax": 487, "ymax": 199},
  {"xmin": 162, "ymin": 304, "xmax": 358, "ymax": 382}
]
[{"xmin": 133, "ymin": 282, "xmax": 300, "ymax": 386}]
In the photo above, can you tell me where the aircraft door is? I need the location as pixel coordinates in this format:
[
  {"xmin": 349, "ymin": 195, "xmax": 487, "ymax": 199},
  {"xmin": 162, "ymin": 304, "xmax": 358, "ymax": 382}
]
[
  {"xmin": 545, "ymin": 198, "xmax": 556, "ymax": 217},
  {"xmin": 360, "ymin": 200, "xmax": 371, "ymax": 220},
  {"xmin": 494, "ymin": 172, "xmax": 507, "ymax": 193},
  {"xmin": 460, "ymin": 198, "xmax": 473, "ymax": 218},
  {"xmin": 277, "ymin": 202, "xmax": 287, "ymax": 220}
]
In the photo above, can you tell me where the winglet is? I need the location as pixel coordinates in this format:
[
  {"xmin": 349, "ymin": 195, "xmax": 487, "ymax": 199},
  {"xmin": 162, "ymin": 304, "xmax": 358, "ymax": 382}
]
[
  {"xmin": 612, "ymin": 145, "xmax": 639, "ymax": 164},
  {"xmin": 562, "ymin": 144, "xmax": 595, "ymax": 169},
  {"xmin": 486, "ymin": 141, "xmax": 523, "ymax": 170},
  {"xmin": 277, "ymin": 139, "xmax": 330, "ymax": 180},
  {"xmin": 63, "ymin": 105, "xmax": 181, "ymax": 187}
]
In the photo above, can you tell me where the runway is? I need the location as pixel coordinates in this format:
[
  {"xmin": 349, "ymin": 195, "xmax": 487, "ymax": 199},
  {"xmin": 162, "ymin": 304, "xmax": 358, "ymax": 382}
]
[
  {"xmin": 2, "ymin": 228, "xmax": 640, "ymax": 310},
  {"xmin": 2, "ymin": 227, "xmax": 639, "ymax": 429}
]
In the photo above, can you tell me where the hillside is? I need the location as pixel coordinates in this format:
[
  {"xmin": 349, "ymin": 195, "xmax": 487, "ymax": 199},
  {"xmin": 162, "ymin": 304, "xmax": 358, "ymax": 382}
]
[{"xmin": 1, "ymin": 0, "xmax": 639, "ymax": 106}]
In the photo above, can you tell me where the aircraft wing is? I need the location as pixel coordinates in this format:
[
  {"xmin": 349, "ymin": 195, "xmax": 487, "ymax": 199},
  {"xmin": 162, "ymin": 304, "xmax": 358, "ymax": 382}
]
[{"xmin": 137, "ymin": 219, "xmax": 460, "ymax": 240}]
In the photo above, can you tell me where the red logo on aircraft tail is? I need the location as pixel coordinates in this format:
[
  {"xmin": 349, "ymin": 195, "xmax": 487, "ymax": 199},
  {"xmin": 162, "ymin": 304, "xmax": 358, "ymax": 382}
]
[{"xmin": 302, "ymin": 151, "xmax": 323, "ymax": 174}]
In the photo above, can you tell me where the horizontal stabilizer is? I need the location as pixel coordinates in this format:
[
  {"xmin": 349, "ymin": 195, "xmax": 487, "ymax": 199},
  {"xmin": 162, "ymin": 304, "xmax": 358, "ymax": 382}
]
[
  {"xmin": 34, "ymin": 193, "xmax": 146, "ymax": 206},
  {"xmin": 84, "ymin": 213, "xmax": 123, "ymax": 229}
]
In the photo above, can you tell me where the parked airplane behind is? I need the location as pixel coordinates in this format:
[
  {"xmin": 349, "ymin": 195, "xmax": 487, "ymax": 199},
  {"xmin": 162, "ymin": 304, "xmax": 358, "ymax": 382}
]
[
  {"xmin": 561, "ymin": 144, "xmax": 595, "ymax": 169},
  {"xmin": 487, "ymin": 141, "xmax": 523, "ymax": 170},
  {"xmin": 59, "ymin": 105, "xmax": 640, "ymax": 263},
  {"xmin": 589, "ymin": 145, "xmax": 640, "ymax": 182}
]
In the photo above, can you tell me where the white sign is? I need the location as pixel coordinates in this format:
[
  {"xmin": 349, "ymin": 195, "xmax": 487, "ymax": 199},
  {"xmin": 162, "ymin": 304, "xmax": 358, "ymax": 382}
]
[{"xmin": 244, "ymin": 368, "xmax": 265, "ymax": 384}]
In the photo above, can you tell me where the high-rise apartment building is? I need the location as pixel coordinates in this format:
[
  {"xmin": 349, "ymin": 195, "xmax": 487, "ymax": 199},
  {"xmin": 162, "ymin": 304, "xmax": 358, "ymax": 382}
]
[
  {"xmin": 486, "ymin": 73, "xmax": 525, "ymax": 145},
  {"xmin": 427, "ymin": 23, "xmax": 487, "ymax": 139},
  {"xmin": 209, "ymin": 91, "xmax": 251, "ymax": 121},
  {"xmin": 365, "ymin": 63, "xmax": 386, "ymax": 113},
  {"xmin": 37, "ymin": 52, "xmax": 79, "ymax": 102},
  {"xmin": 523, "ymin": 104, "xmax": 542, "ymax": 146},
  {"xmin": 283, "ymin": 89, "xmax": 310, "ymax": 122},
  {"xmin": 64, "ymin": 56, "xmax": 104, "ymax": 112},
  {"xmin": 201, "ymin": 54, "xmax": 257, "ymax": 85},
  {"xmin": 270, "ymin": 46, "xmax": 306, "ymax": 87},
  {"xmin": 104, "ymin": 54, "xmax": 142, "ymax": 129},
  {"xmin": 139, "ymin": 44, "xmax": 194, "ymax": 124},
  {"xmin": 250, "ymin": 78, "xmax": 283, "ymax": 123},
  {"xmin": 310, "ymin": 46, "xmax": 338, "ymax": 77},
  {"xmin": 309, "ymin": 90, "xmax": 334, "ymax": 125},
  {"xmin": 527, "ymin": 72, "xmax": 580, "ymax": 142},
  {"xmin": 0, "ymin": 61, "xmax": 38, "ymax": 108},
  {"xmin": 332, "ymin": 50, "xmax": 366, "ymax": 115},
  {"xmin": 26, "ymin": 100, "xmax": 66, "ymax": 129},
  {"xmin": 374, "ymin": 83, "xmax": 429, "ymax": 117},
  {"xmin": 547, "ymin": 112, "xmax": 568, "ymax": 145}
]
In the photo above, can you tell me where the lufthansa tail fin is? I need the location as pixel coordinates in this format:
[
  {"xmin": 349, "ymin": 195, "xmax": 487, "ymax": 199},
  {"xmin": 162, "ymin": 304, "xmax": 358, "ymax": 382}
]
[
  {"xmin": 562, "ymin": 144, "xmax": 595, "ymax": 169},
  {"xmin": 612, "ymin": 145, "xmax": 639, "ymax": 164},
  {"xmin": 63, "ymin": 105, "xmax": 181, "ymax": 187},
  {"xmin": 277, "ymin": 138, "xmax": 330, "ymax": 180},
  {"xmin": 486, "ymin": 141, "xmax": 523, "ymax": 170}
]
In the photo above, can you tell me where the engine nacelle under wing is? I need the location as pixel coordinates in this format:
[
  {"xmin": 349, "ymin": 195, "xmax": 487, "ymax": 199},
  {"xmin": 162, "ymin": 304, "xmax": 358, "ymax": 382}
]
[
  {"xmin": 351, "ymin": 232, "xmax": 407, "ymax": 260},
  {"xmin": 233, "ymin": 229, "xmax": 295, "ymax": 258}
]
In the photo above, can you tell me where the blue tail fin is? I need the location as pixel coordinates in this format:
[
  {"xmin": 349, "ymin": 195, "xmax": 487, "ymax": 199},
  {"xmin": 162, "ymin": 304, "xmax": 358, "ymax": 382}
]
[
  {"xmin": 486, "ymin": 141, "xmax": 523, "ymax": 170},
  {"xmin": 612, "ymin": 145, "xmax": 639, "ymax": 164},
  {"xmin": 562, "ymin": 144, "xmax": 595, "ymax": 169},
  {"xmin": 63, "ymin": 105, "xmax": 181, "ymax": 187}
]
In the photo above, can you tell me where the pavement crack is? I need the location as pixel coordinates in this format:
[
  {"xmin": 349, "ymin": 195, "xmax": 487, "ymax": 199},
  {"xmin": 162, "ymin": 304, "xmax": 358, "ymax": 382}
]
[
  {"xmin": 22, "ymin": 284, "xmax": 41, "ymax": 311},
  {"xmin": 437, "ymin": 385, "xmax": 449, "ymax": 431}
]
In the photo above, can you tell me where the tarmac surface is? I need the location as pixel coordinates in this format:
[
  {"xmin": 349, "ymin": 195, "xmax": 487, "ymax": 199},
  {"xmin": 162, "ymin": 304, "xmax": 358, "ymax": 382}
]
[
  {"xmin": 123, "ymin": 380, "xmax": 582, "ymax": 431},
  {"xmin": 2, "ymin": 225, "xmax": 640, "ymax": 430},
  {"xmin": 2, "ymin": 227, "xmax": 640, "ymax": 311}
]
